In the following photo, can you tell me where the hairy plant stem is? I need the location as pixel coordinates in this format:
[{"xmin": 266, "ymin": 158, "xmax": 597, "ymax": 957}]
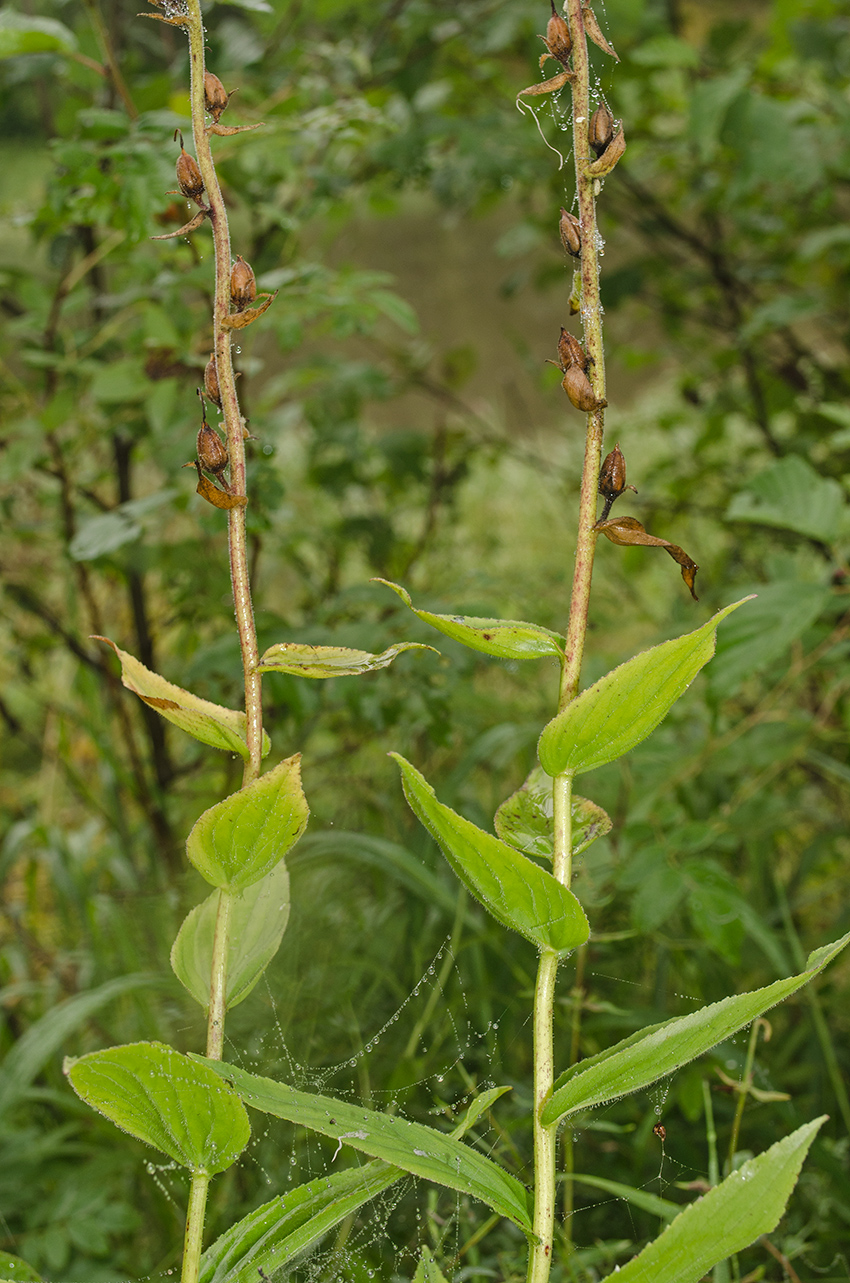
[
  {"xmin": 178, "ymin": 8, "xmax": 265, "ymax": 1280},
  {"xmin": 529, "ymin": 6, "xmax": 609, "ymax": 1280}
]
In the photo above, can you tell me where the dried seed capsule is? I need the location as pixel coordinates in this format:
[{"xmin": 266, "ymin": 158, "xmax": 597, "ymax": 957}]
[
  {"xmin": 204, "ymin": 353, "xmax": 221, "ymax": 408},
  {"xmin": 559, "ymin": 208, "xmax": 581, "ymax": 258},
  {"xmin": 588, "ymin": 103, "xmax": 614, "ymax": 157},
  {"xmin": 598, "ymin": 444, "xmax": 627, "ymax": 501},
  {"xmin": 558, "ymin": 326, "xmax": 586, "ymax": 371},
  {"xmin": 197, "ymin": 422, "xmax": 229, "ymax": 475},
  {"xmin": 562, "ymin": 364, "xmax": 603, "ymax": 412},
  {"xmin": 174, "ymin": 131, "xmax": 204, "ymax": 204},
  {"xmin": 542, "ymin": 1, "xmax": 572, "ymax": 65},
  {"xmin": 230, "ymin": 255, "xmax": 256, "ymax": 312},
  {"xmin": 204, "ymin": 71, "xmax": 229, "ymax": 122}
]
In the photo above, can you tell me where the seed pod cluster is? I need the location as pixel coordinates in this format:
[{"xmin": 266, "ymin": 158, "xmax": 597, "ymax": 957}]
[
  {"xmin": 230, "ymin": 256, "xmax": 256, "ymax": 312},
  {"xmin": 174, "ymin": 130, "xmax": 204, "ymax": 204},
  {"xmin": 204, "ymin": 71, "xmax": 230, "ymax": 122},
  {"xmin": 559, "ymin": 208, "xmax": 581, "ymax": 258}
]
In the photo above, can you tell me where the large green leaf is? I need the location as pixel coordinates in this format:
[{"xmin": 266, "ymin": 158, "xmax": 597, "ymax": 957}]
[
  {"xmin": 542, "ymin": 929, "xmax": 850, "ymax": 1125},
  {"xmin": 0, "ymin": 972, "xmax": 157, "ymax": 1120},
  {"xmin": 494, "ymin": 765, "xmax": 611, "ymax": 861},
  {"xmin": 708, "ymin": 580, "xmax": 829, "ymax": 697},
  {"xmin": 199, "ymin": 1086, "xmax": 510, "ymax": 1283},
  {"xmin": 599, "ymin": 1119, "xmax": 825, "ymax": 1283},
  {"xmin": 65, "ymin": 1042, "xmax": 250, "ymax": 1175},
  {"xmin": 0, "ymin": 12, "xmax": 75, "ymax": 58},
  {"xmin": 726, "ymin": 456, "xmax": 848, "ymax": 543},
  {"xmin": 171, "ymin": 863, "xmax": 290, "ymax": 1010},
  {"xmin": 392, "ymin": 755, "xmax": 589, "ymax": 956},
  {"xmin": 198, "ymin": 1059, "xmax": 534, "ymax": 1234},
  {"xmin": 257, "ymin": 640, "xmax": 436, "ymax": 677},
  {"xmin": 199, "ymin": 1161, "xmax": 402, "ymax": 1283},
  {"xmin": 186, "ymin": 755, "xmax": 309, "ymax": 891},
  {"xmin": 537, "ymin": 599, "xmax": 751, "ymax": 778},
  {"xmin": 96, "ymin": 637, "xmax": 270, "ymax": 760},
  {"xmin": 375, "ymin": 579, "xmax": 564, "ymax": 659}
]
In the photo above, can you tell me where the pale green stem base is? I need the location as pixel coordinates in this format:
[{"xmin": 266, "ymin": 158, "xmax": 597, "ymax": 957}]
[{"xmin": 181, "ymin": 1171, "xmax": 210, "ymax": 1283}]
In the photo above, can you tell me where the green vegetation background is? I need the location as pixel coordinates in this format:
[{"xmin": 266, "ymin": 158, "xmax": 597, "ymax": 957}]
[{"xmin": 0, "ymin": 0, "xmax": 848, "ymax": 1278}]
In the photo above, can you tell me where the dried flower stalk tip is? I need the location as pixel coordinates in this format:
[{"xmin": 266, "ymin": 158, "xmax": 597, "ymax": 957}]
[
  {"xmin": 541, "ymin": 1, "xmax": 572, "ymax": 66},
  {"xmin": 204, "ymin": 71, "xmax": 230, "ymax": 122},
  {"xmin": 230, "ymin": 255, "xmax": 257, "ymax": 312},
  {"xmin": 173, "ymin": 130, "xmax": 204, "ymax": 204},
  {"xmin": 562, "ymin": 364, "xmax": 605, "ymax": 412},
  {"xmin": 204, "ymin": 354, "xmax": 222, "ymax": 407},
  {"xmin": 588, "ymin": 103, "xmax": 614, "ymax": 157},
  {"xmin": 558, "ymin": 326, "xmax": 586, "ymax": 371}
]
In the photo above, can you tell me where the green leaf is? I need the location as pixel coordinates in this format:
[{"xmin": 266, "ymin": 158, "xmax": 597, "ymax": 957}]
[
  {"xmin": 0, "ymin": 972, "xmax": 157, "ymax": 1120},
  {"xmin": 392, "ymin": 755, "xmax": 589, "ymax": 956},
  {"xmin": 0, "ymin": 1251, "xmax": 42, "ymax": 1281},
  {"xmin": 494, "ymin": 765, "xmax": 611, "ymax": 861},
  {"xmin": 726, "ymin": 456, "xmax": 848, "ymax": 543},
  {"xmin": 541, "ymin": 928, "xmax": 850, "ymax": 1125},
  {"xmin": 564, "ymin": 1174, "xmax": 680, "ymax": 1221},
  {"xmin": 171, "ymin": 863, "xmax": 290, "ymax": 1010},
  {"xmin": 537, "ymin": 599, "xmax": 751, "ymax": 778},
  {"xmin": 198, "ymin": 1059, "xmax": 534, "ymax": 1234},
  {"xmin": 199, "ymin": 1088, "xmax": 510, "ymax": 1283},
  {"xmin": 69, "ymin": 490, "xmax": 176, "ymax": 561},
  {"xmin": 257, "ymin": 640, "xmax": 436, "ymax": 678},
  {"xmin": 199, "ymin": 1161, "xmax": 402, "ymax": 1283},
  {"xmin": 186, "ymin": 755, "xmax": 309, "ymax": 892},
  {"xmin": 65, "ymin": 1042, "xmax": 250, "ymax": 1175},
  {"xmin": 413, "ymin": 1247, "xmax": 450, "ymax": 1283},
  {"xmin": 375, "ymin": 579, "xmax": 564, "ymax": 660},
  {"xmin": 0, "ymin": 12, "xmax": 75, "ymax": 58},
  {"xmin": 96, "ymin": 637, "xmax": 271, "ymax": 760},
  {"xmin": 598, "ymin": 1119, "xmax": 825, "ymax": 1283},
  {"xmin": 708, "ymin": 580, "xmax": 830, "ymax": 697}
]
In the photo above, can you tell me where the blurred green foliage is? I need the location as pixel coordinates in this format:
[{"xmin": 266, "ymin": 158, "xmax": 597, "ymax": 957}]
[{"xmin": 0, "ymin": 0, "xmax": 848, "ymax": 1278}]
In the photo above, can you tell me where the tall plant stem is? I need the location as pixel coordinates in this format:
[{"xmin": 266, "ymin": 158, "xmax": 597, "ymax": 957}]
[
  {"xmin": 529, "ymin": 6, "xmax": 608, "ymax": 1280},
  {"xmin": 185, "ymin": 0, "xmax": 264, "ymax": 792},
  {"xmin": 182, "ymin": 1172, "xmax": 210, "ymax": 1283},
  {"xmin": 560, "ymin": 0, "xmax": 608, "ymax": 712}
]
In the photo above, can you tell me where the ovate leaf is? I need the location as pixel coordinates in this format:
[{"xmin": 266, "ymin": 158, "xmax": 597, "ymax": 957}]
[
  {"xmin": 199, "ymin": 1162, "xmax": 402, "ymax": 1283},
  {"xmin": 375, "ymin": 579, "xmax": 564, "ymax": 660},
  {"xmin": 65, "ymin": 1042, "xmax": 250, "ymax": 1174},
  {"xmin": 95, "ymin": 637, "xmax": 270, "ymax": 760},
  {"xmin": 171, "ymin": 863, "xmax": 290, "ymax": 1010},
  {"xmin": 495, "ymin": 765, "xmax": 611, "ymax": 861},
  {"xmin": 257, "ymin": 640, "xmax": 436, "ymax": 678},
  {"xmin": 542, "ymin": 928, "xmax": 850, "ymax": 1125},
  {"xmin": 186, "ymin": 755, "xmax": 309, "ymax": 891},
  {"xmin": 537, "ymin": 599, "xmax": 751, "ymax": 778},
  {"xmin": 391, "ymin": 755, "xmax": 589, "ymax": 956},
  {"xmin": 599, "ymin": 1119, "xmax": 825, "ymax": 1283},
  {"xmin": 198, "ymin": 1059, "xmax": 534, "ymax": 1234},
  {"xmin": 708, "ymin": 580, "xmax": 829, "ymax": 697}
]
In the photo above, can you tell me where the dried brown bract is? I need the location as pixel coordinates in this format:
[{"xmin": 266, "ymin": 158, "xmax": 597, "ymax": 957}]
[
  {"xmin": 594, "ymin": 515, "xmax": 699, "ymax": 599},
  {"xmin": 586, "ymin": 123, "xmax": 626, "ymax": 176},
  {"xmin": 559, "ymin": 208, "xmax": 582, "ymax": 258},
  {"xmin": 230, "ymin": 255, "xmax": 257, "ymax": 312},
  {"xmin": 581, "ymin": 5, "xmax": 619, "ymax": 59}
]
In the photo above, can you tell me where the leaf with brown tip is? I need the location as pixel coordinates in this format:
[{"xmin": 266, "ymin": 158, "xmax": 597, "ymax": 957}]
[{"xmin": 594, "ymin": 516, "xmax": 700, "ymax": 600}]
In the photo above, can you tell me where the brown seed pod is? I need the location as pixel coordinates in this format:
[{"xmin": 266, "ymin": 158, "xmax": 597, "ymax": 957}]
[
  {"xmin": 558, "ymin": 326, "xmax": 586, "ymax": 371},
  {"xmin": 204, "ymin": 354, "xmax": 222, "ymax": 408},
  {"xmin": 562, "ymin": 364, "xmax": 605, "ymax": 412},
  {"xmin": 588, "ymin": 103, "xmax": 614, "ymax": 157},
  {"xmin": 204, "ymin": 71, "xmax": 230, "ymax": 122},
  {"xmin": 230, "ymin": 255, "xmax": 257, "ymax": 312},
  {"xmin": 541, "ymin": 1, "xmax": 572, "ymax": 66},
  {"xmin": 598, "ymin": 442, "xmax": 637, "ymax": 517},
  {"xmin": 174, "ymin": 130, "xmax": 204, "ymax": 204},
  {"xmin": 197, "ymin": 422, "xmax": 229, "ymax": 475},
  {"xmin": 559, "ymin": 208, "xmax": 582, "ymax": 258}
]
